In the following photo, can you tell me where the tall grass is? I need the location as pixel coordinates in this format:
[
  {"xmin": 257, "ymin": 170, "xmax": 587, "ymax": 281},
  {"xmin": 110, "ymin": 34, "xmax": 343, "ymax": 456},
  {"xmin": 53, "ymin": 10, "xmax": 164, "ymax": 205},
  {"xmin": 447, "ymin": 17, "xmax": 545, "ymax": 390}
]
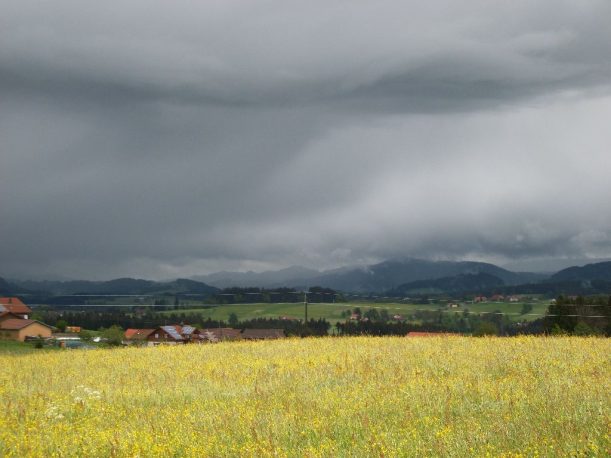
[{"xmin": 1, "ymin": 336, "xmax": 609, "ymax": 457}]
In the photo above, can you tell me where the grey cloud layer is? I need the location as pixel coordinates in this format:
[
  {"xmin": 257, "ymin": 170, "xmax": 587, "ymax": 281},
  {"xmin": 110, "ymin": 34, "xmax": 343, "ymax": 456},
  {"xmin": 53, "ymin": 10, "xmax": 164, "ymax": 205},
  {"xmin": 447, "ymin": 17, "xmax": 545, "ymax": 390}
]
[
  {"xmin": 1, "ymin": 1, "xmax": 611, "ymax": 279},
  {"xmin": 3, "ymin": 1, "xmax": 610, "ymax": 106}
]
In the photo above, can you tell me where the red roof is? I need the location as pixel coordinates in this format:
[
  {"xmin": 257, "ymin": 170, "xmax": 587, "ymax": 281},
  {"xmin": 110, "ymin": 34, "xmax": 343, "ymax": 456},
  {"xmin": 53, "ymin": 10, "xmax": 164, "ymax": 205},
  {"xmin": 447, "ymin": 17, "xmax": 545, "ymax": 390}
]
[
  {"xmin": 0, "ymin": 297, "xmax": 27, "ymax": 306},
  {"xmin": 0, "ymin": 319, "xmax": 52, "ymax": 331},
  {"xmin": 124, "ymin": 328, "xmax": 155, "ymax": 340},
  {"xmin": 0, "ymin": 297, "xmax": 32, "ymax": 315}
]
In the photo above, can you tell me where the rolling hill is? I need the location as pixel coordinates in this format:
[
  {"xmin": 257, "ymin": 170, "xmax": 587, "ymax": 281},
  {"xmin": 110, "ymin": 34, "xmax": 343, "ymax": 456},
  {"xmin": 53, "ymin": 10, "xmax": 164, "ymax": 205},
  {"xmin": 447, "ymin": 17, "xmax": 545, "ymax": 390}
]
[
  {"xmin": 390, "ymin": 272, "xmax": 505, "ymax": 295},
  {"xmin": 551, "ymin": 261, "xmax": 611, "ymax": 282}
]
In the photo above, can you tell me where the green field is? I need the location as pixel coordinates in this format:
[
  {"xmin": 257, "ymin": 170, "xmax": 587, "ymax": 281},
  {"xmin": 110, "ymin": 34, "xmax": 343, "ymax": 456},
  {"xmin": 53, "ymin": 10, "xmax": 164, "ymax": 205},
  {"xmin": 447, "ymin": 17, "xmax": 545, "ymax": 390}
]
[
  {"xmin": 158, "ymin": 301, "xmax": 550, "ymax": 324},
  {"xmin": 0, "ymin": 340, "xmax": 60, "ymax": 355}
]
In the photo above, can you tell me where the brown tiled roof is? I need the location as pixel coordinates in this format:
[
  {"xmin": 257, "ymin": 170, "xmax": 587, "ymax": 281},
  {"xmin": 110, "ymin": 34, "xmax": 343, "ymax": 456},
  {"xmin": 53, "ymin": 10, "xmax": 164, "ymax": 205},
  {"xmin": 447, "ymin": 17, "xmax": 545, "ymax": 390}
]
[
  {"xmin": 124, "ymin": 328, "xmax": 155, "ymax": 340},
  {"xmin": 0, "ymin": 319, "xmax": 52, "ymax": 331},
  {"xmin": 0, "ymin": 297, "xmax": 32, "ymax": 315},
  {"xmin": 241, "ymin": 328, "xmax": 285, "ymax": 339}
]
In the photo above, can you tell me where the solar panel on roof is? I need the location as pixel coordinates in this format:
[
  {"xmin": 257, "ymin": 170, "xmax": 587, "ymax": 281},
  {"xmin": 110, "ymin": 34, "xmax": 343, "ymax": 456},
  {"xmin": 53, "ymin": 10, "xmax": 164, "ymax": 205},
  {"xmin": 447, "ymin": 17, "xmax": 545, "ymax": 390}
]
[
  {"xmin": 161, "ymin": 326, "xmax": 183, "ymax": 340},
  {"xmin": 182, "ymin": 326, "xmax": 195, "ymax": 335}
]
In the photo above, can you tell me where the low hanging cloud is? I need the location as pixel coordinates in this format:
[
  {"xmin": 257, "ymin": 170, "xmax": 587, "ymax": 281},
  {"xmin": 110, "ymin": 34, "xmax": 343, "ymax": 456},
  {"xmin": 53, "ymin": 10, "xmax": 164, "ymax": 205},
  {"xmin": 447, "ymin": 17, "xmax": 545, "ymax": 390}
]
[{"xmin": 1, "ymin": 0, "xmax": 611, "ymax": 279}]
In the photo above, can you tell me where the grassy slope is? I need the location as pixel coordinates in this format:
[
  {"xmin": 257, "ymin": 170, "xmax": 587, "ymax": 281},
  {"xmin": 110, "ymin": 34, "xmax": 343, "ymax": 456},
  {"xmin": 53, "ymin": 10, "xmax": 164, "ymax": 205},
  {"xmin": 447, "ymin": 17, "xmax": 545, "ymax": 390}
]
[
  {"xmin": 0, "ymin": 336, "xmax": 609, "ymax": 457},
  {"xmin": 157, "ymin": 301, "xmax": 550, "ymax": 324}
]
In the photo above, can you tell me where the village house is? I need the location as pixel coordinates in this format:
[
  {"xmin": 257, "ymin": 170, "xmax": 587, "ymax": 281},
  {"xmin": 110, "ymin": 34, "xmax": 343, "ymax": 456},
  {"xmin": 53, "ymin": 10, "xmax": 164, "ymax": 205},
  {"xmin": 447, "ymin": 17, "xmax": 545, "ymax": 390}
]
[
  {"xmin": 0, "ymin": 310, "xmax": 21, "ymax": 324},
  {"xmin": 0, "ymin": 297, "xmax": 55, "ymax": 341},
  {"xmin": 124, "ymin": 326, "xmax": 244, "ymax": 345},
  {"xmin": 124, "ymin": 328, "xmax": 155, "ymax": 343},
  {"xmin": 179, "ymin": 325, "xmax": 200, "ymax": 342},
  {"xmin": 279, "ymin": 316, "xmax": 297, "ymax": 321},
  {"xmin": 0, "ymin": 319, "xmax": 53, "ymax": 341},
  {"xmin": 147, "ymin": 325, "xmax": 185, "ymax": 345},
  {"xmin": 241, "ymin": 328, "xmax": 285, "ymax": 340},
  {"xmin": 0, "ymin": 297, "xmax": 32, "ymax": 319}
]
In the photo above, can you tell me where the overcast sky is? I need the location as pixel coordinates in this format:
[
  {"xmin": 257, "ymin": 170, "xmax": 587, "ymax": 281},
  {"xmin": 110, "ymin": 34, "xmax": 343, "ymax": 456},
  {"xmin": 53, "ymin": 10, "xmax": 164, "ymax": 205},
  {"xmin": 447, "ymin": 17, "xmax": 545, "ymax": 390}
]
[{"xmin": 2, "ymin": 1, "xmax": 611, "ymax": 280}]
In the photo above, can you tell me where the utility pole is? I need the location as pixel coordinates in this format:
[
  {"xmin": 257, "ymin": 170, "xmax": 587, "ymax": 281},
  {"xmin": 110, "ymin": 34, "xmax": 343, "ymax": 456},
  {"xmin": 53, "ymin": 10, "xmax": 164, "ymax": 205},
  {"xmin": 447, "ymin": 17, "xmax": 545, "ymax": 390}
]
[{"xmin": 304, "ymin": 290, "xmax": 308, "ymax": 324}]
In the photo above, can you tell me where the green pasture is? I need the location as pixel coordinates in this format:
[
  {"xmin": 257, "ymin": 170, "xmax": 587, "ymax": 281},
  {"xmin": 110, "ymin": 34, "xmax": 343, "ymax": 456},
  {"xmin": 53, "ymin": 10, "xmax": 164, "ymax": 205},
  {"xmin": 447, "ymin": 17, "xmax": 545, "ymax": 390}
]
[
  {"xmin": 0, "ymin": 340, "xmax": 60, "ymax": 355},
  {"xmin": 157, "ymin": 301, "xmax": 550, "ymax": 324}
]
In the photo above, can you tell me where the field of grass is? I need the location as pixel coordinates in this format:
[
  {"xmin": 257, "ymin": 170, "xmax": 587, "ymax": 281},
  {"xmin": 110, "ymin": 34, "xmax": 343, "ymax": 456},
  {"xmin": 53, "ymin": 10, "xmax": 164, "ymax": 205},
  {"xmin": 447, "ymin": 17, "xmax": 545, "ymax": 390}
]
[
  {"xmin": 1, "ymin": 336, "xmax": 609, "ymax": 457},
  {"xmin": 158, "ymin": 301, "xmax": 550, "ymax": 324},
  {"xmin": 0, "ymin": 340, "xmax": 59, "ymax": 355}
]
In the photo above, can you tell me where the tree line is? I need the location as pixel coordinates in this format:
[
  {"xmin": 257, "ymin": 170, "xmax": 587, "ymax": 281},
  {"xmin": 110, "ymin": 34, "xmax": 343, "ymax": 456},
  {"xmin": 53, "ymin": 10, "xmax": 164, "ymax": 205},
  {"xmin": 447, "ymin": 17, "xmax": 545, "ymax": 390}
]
[{"xmin": 545, "ymin": 295, "xmax": 610, "ymax": 336}]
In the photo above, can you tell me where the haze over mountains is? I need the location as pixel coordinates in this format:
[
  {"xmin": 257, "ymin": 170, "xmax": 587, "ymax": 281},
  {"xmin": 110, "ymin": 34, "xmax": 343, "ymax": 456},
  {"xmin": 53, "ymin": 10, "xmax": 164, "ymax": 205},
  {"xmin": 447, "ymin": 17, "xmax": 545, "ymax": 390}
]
[
  {"xmin": 193, "ymin": 258, "xmax": 546, "ymax": 291},
  {"xmin": 3, "ymin": 259, "xmax": 611, "ymax": 297}
]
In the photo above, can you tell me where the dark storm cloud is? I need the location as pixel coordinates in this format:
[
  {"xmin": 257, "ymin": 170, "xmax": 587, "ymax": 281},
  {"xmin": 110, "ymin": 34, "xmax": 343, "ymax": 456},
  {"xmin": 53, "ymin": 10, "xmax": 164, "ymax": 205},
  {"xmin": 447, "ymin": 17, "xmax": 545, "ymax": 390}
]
[{"xmin": 1, "ymin": 0, "xmax": 611, "ymax": 279}]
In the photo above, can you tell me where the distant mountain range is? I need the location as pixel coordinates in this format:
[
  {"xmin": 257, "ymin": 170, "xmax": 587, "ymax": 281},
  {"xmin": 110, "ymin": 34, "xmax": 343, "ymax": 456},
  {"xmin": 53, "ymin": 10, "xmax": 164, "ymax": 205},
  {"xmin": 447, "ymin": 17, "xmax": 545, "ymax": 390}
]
[
  {"xmin": 194, "ymin": 258, "xmax": 546, "ymax": 292},
  {"xmin": 192, "ymin": 265, "xmax": 320, "ymax": 289},
  {"xmin": 3, "ymin": 259, "xmax": 611, "ymax": 297},
  {"xmin": 2, "ymin": 277, "xmax": 218, "ymax": 296}
]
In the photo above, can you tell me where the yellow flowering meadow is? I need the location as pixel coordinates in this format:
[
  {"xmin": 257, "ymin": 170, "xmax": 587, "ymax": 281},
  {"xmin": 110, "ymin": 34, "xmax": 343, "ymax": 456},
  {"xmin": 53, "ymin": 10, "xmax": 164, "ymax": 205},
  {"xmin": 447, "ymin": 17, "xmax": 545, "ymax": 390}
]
[{"xmin": 1, "ymin": 336, "xmax": 609, "ymax": 457}]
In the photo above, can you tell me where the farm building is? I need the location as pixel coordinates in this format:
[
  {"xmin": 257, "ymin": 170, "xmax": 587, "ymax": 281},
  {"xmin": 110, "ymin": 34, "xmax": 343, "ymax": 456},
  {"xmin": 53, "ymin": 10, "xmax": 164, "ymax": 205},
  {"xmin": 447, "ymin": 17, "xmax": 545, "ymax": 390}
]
[
  {"xmin": 0, "ymin": 311, "xmax": 22, "ymax": 324},
  {"xmin": 147, "ymin": 325, "xmax": 184, "ymax": 344},
  {"xmin": 0, "ymin": 319, "xmax": 53, "ymax": 341},
  {"xmin": 406, "ymin": 332, "xmax": 460, "ymax": 337},
  {"xmin": 197, "ymin": 328, "xmax": 242, "ymax": 342},
  {"xmin": 241, "ymin": 329, "xmax": 285, "ymax": 340},
  {"xmin": 124, "ymin": 328, "xmax": 155, "ymax": 342},
  {"xmin": 0, "ymin": 297, "xmax": 32, "ymax": 319},
  {"xmin": 180, "ymin": 325, "xmax": 199, "ymax": 342}
]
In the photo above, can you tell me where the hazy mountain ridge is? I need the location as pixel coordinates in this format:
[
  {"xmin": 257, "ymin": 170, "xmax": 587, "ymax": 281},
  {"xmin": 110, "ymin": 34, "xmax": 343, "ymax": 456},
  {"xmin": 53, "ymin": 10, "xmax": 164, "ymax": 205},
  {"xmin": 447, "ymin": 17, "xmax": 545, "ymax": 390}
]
[
  {"xmin": 5, "ymin": 260, "xmax": 611, "ymax": 297},
  {"xmin": 191, "ymin": 258, "xmax": 546, "ymax": 292},
  {"xmin": 6, "ymin": 277, "xmax": 218, "ymax": 296},
  {"xmin": 192, "ymin": 266, "xmax": 320, "ymax": 289},
  {"xmin": 390, "ymin": 272, "xmax": 506, "ymax": 296},
  {"xmin": 304, "ymin": 259, "xmax": 545, "ymax": 293},
  {"xmin": 551, "ymin": 261, "xmax": 611, "ymax": 282}
]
